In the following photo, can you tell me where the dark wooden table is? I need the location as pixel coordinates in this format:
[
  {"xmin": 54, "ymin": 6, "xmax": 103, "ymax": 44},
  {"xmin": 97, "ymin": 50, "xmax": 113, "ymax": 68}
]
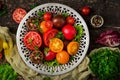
[{"xmin": 0, "ymin": 0, "xmax": 120, "ymax": 80}]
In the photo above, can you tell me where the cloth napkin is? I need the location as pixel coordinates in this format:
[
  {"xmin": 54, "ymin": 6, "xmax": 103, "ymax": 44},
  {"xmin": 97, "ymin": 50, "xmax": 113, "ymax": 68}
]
[{"xmin": 0, "ymin": 26, "xmax": 91, "ymax": 80}]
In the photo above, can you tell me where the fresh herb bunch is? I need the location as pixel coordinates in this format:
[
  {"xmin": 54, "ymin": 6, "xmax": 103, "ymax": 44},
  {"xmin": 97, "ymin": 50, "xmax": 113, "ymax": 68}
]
[
  {"xmin": 0, "ymin": 63, "xmax": 18, "ymax": 80},
  {"xmin": 89, "ymin": 48, "xmax": 120, "ymax": 80}
]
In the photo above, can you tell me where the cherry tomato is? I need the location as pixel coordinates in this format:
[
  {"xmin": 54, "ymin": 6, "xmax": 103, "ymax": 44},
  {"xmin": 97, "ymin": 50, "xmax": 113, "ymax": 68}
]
[
  {"xmin": 30, "ymin": 50, "xmax": 44, "ymax": 64},
  {"xmin": 56, "ymin": 50, "xmax": 69, "ymax": 64},
  {"xmin": 26, "ymin": 17, "xmax": 39, "ymax": 31},
  {"xmin": 66, "ymin": 16, "xmax": 75, "ymax": 25},
  {"xmin": 12, "ymin": 8, "xmax": 27, "ymax": 23},
  {"xmin": 23, "ymin": 31, "xmax": 42, "ymax": 50},
  {"xmin": 0, "ymin": 53, "xmax": 3, "ymax": 59},
  {"xmin": 62, "ymin": 24, "xmax": 76, "ymax": 40},
  {"xmin": 43, "ymin": 29, "xmax": 58, "ymax": 46},
  {"xmin": 49, "ymin": 38, "xmax": 64, "ymax": 53},
  {"xmin": 44, "ymin": 48, "xmax": 56, "ymax": 61},
  {"xmin": 52, "ymin": 15, "xmax": 66, "ymax": 28},
  {"xmin": 43, "ymin": 12, "xmax": 52, "ymax": 21},
  {"xmin": 67, "ymin": 41, "xmax": 79, "ymax": 55},
  {"xmin": 81, "ymin": 6, "xmax": 90, "ymax": 15},
  {"xmin": 39, "ymin": 20, "xmax": 53, "ymax": 33}
]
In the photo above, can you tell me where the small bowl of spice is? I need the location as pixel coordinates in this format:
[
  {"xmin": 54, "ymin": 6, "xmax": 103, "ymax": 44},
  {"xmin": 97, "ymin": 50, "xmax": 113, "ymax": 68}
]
[{"xmin": 90, "ymin": 15, "xmax": 104, "ymax": 28}]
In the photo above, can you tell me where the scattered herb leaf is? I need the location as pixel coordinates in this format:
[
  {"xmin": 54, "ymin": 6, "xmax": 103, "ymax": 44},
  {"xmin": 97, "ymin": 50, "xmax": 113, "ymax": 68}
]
[
  {"xmin": 35, "ymin": 53, "xmax": 39, "ymax": 57},
  {"xmin": 31, "ymin": 2, "xmax": 39, "ymax": 9},
  {"xmin": 34, "ymin": 46, "xmax": 39, "ymax": 50},
  {"xmin": 28, "ymin": 38, "xmax": 32, "ymax": 44}
]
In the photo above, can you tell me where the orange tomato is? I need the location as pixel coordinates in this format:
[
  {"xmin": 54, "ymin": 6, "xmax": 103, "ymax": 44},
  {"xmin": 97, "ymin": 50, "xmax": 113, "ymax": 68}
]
[
  {"xmin": 49, "ymin": 38, "xmax": 64, "ymax": 53},
  {"xmin": 67, "ymin": 41, "xmax": 79, "ymax": 55},
  {"xmin": 56, "ymin": 50, "xmax": 69, "ymax": 64},
  {"xmin": 39, "ymin": 20, "xmax": 53, "ymax": 33}
]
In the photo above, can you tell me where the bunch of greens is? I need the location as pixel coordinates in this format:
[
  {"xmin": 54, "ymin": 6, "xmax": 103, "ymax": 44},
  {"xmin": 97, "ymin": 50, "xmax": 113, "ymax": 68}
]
[
  {"xmin": 89, "ymin": 48, "xmax": 120, "ymax": 80},
  {"xmin": 0, "ymin": 63, "xmax": 18, "ymax": 80}
]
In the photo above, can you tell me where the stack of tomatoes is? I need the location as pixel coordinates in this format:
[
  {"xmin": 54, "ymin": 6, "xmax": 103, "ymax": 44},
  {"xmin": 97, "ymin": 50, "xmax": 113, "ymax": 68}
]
[{"xmin": 23, "ymin": 11, "xmax": 80, "ymax": 65}]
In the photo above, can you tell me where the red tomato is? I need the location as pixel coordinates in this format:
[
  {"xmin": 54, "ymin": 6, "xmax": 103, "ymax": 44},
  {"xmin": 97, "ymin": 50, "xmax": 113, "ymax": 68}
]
[
  {"xmin": 43, "ymin": 12, "xmax": 52, "ymax": 21},
  {"xmin": 44, "ymin": 48, "xmax": 56, "ymax": 61},
  {"xmin": 0, "ymin": 53, "xmax": 3, "ymax": 59},
  {"xmin": 12, "ymin": 8, "xmax": 27, "ymax": 23},
  {"xmin": 66, "ymin": 16, "xmax": 75, "ymax": 25},
  {"xmin": 30, "ymin": 50, "xmax": 44, "ymax": 64},
  {"xmin": 43, "ymin": 29, "xmax": 58, "ymax": 46},
  {"xmin": 62, "ymin": 24, "xmax": 76, "ymax": 40},
  {"xmin": 81, "ymin": 6, "xmax": 90, "ymax": 15},
  {"xmin": 23, "ymin": 31, "xmax": 42, "ymax": 50},
  {"xmin": 39, "ymin": 20, "xmax": 53, "ymax": 33}
]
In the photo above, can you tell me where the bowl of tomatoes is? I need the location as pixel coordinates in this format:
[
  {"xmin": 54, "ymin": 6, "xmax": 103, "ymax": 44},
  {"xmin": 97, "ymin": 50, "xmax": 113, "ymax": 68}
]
[{"xmin": 16, "ymin": 3, "xmax": 89, "ymax": 75}]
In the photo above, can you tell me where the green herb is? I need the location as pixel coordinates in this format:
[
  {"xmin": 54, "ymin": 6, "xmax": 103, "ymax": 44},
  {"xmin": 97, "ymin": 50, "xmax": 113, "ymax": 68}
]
[
  {"xmin": 0, "ymin": 7, "xmax": 7, "ymax": 16},
  {"xmin": 62, "ymin": 13, "xmax": 69, "ymax": 18},
  {"xmin": 89, "ymin": 48, "xmax": 120, "ymax": 80},
  {"xmin": 74, "ymin": 24, "xmax": 83, "ymax": 42},
  {"xmin": 0, "ymin": 63, "xmax": 18, "ymax": 80},
  {"xmin": 38, "ymin": 10, "xmax": 45, "ymax": 17},
  {"xmin": 32, "ymin": 18, "xmax": 39, "ymax": 27},
  {"xmin": 35, "ymin": 52, "xmax": 39, "ymax": 57},
  {"xmin": 44, "ymin": 47, "xmax": 50, "ymax": 55},
  {"xmin": 69, "ymin": 56, "xmax": 74, "ymax": 61},
  {"xmin": 0, "ymin": 9, "xmax": 7, "ymax": 16},
  {"xmin": 43, "ymin": 59, "xmax": 60, "ymax": 67},
  {"xmin": 31, "ymin": 2, "xmax": 39, "ymax": 9},
  {"xmin": 43, "ymin": 76, "xmax": 51, "ymax": 80},
  {"xmin": 34, "ymin": 46, "xmax": 39, "ymax": 50},
  {"xmin": 55, "ymin": 31, "xmax": 64, "ymax": 40},
  {"xmin": 28, "ymin": 38, "xmax": 32, "ymax": 44}
]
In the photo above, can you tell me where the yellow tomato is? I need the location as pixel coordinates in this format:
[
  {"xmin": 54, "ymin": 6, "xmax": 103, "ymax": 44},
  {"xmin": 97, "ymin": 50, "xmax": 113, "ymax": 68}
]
[
  {"xmin": 56, "ymin": 50, "xmax": 69, "ymax": 64},
  {"xmin": 67, "ymin": 41, "xmax": 79, "ymax": 55},
  {"xmin": 49, "ymin": 38, "xmax": 64, "ymax": 53}
]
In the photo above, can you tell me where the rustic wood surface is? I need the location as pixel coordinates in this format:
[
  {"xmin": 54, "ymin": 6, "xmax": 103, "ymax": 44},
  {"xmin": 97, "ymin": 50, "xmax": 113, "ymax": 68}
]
[{"xmin": 0, "ymin": 0, "xmax": 120, "ymax": 80}]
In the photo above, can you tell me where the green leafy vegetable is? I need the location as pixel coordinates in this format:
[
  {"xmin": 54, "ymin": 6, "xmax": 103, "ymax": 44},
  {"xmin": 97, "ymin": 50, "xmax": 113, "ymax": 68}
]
[
  {"xmin": 0, "ymin": 63, "xmax": 18, "ymax": 80},
  {"xmin": 89, "ymin": 48, "xmax": 120, "ymax": 80},
  {"xmin": 74, "ymin": 24, "xmax": 83, "ymax": 42},
  {"xmin": 43, "ymin": 59, "xmax": 60, "ymax": 67},
  {"xmin": 62, "ymin": 13, "xmax": 69, "ymax": 18},
  {"xmin": 55, "ymin": 31, "xmax": 64, "ymax": 40},
  {"xmin": 38, "ymin": 10, "xmax": 45, "ymax": 17}
]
